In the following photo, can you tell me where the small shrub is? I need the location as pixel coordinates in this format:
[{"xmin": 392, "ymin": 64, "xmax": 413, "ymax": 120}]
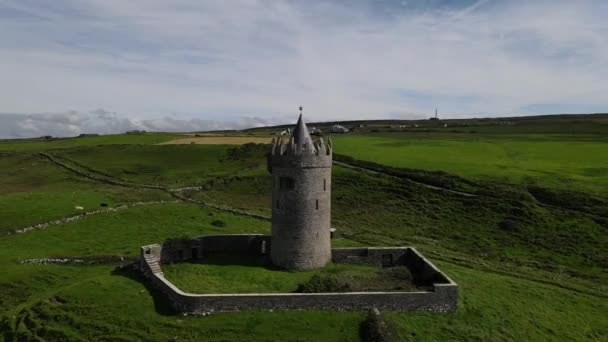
[
  {"xmin": 211, "ymin": 220, "xmax": 225, "ymax": 227},
  {"xmin": 499, "ymin": 218, "xmax": 520, "ymax": 232},
  {"xmin": 226, "ymin": 143, "xmax": 269, "ymax": 160},
  {"xmin": 296, "ymin": 274, "xmax": 351, "ymax": 293},
  {"xmin": 359, "ymin": 309, "xmax": 399, "ymax": 342}
]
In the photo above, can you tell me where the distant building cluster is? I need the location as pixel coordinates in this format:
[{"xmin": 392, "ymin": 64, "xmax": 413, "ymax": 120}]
[{"xmin": 329, "ymin": 124, "xmax": 349, "ymax": 133}]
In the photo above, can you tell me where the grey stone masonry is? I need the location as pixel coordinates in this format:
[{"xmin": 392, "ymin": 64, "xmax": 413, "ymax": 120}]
[
  {"xmin": 267, "ymin": 115, "xmax": 333, "ymax": 270},
  {"xmin": 138, "ymin": 235, "xmax": 458, "ymax": 313}
]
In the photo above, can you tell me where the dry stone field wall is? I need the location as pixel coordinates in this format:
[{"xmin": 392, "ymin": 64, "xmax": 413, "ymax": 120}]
[
  {"xmin": 139, "ymin": 235, "xmax": 458, "ymax": 313},
  {"xmin": 40, "ymin": 152, "xmax": 165, "ymax": 189},
  {"xmin": 10, "ymin": 152, "xmax": 271, "ymax": 235},
  {"xmin": 10, "ymin": 200, "xmax": 180, "ymax": 235}
]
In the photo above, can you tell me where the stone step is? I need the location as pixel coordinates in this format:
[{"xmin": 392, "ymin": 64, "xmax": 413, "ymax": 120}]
[{"xmin": 143, "ymin": 255, "xmax": 163, "ymax": 274}]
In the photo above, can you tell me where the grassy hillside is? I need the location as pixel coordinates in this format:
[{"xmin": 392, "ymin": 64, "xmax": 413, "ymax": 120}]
[
  {"xmin": 53, "ymin": 144, "xmax": 267, "ymax": 187},
  {"xmin": 0, "ymin": 153, "xmax": 173, "ymax": 234},
  {"xmin": 1, "ymin": 118, "xmax": 606, "ymax": 340},
  {"xmin": 332, "ymin": 133, "xmax": 608, "ymax": 195}
]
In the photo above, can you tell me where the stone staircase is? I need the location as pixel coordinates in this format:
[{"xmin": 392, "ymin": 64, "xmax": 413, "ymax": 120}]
[{"xmin": 144, "ymin": 254, "xmax": 164, "ymax": 276}]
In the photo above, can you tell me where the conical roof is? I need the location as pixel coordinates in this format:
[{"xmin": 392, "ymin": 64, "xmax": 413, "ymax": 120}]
[{"xmin": 291, "ymin": 114, "xmax": 312, "ymax": 146}]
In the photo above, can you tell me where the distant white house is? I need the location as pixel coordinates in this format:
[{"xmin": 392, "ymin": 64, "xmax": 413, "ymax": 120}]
[
  {"xmin": 330, "ymin": 124, "xmax": 349, "ymax": 133},
  {"xmin": 310, "ymin": 127, "xmax": 323, "ymax": 135}
]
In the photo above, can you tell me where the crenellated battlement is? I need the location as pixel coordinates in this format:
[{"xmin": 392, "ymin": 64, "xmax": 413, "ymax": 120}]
[
  {"xmin": 268, "ymin": 135, "xmax": 332, "ymax": 169},
  {"xmin": 269, "ymin": 135, "xmax": 333, "ymax": 156},
  {"xmin": 267, "ymin": 114, "xmax": 332, "ymax": 170}
]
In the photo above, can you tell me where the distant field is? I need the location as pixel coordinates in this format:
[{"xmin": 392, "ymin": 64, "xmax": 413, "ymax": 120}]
[
  {"xmin": 0, "ymin": 132, "xmax": 181, "ymax": 151},
  {"xmin": 53, "ymin": 144, "xmax": 267, "ymax": 187},
  {"xmin": 332, "ymin": 133, "xmax": 608, "ymax": 195},
  {"xmin": 160, "ymin": 136, "xmax": 271, "ymax": 145}
]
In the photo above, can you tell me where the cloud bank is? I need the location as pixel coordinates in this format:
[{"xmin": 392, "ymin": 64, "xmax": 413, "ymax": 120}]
[
  {"xmin": 0, "ymin": 110, "xmax": 273, "ymax": 139},
  {"xmin": 0, "ymin": 0, "xmax": 607, "ymax": 137}
]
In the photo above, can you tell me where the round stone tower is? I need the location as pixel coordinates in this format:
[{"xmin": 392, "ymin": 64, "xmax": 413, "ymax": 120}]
[{"xmin": 267, "ymin": 113, "xmax": 333, "ymax": 270}]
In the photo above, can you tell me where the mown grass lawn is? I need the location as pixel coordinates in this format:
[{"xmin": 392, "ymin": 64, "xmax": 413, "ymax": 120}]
[{"xmin": 163, "ymin": 257, "xmax": 415, "ymax": 294}]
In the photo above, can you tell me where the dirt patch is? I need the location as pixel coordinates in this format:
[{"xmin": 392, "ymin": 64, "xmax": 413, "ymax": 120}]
[{"xmin": 159, "ymin": 136, "xmax": 271, "ymax": 145}]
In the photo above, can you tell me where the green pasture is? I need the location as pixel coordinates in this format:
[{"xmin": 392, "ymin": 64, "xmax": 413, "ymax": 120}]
[
  {"xmin": 1, "ymin": 120, "xmax": 607, "ymax": 340},
  {"xmin": 0, "ymin": 132, "xmax": 180, "ymax": 152},
  {"xmin": 332, "ymin": 133, "xmax": 608, "ymax": 195},
  {"xmin": 0, "ymin": 204, "xmax": 269, "ymax": 262},
  {"xmin": 387, "ymin": 261, "xmax": 607, "ymax": 341},
  {"xmin": 0, "ymin": 153, "xmax": 172, "ymax": 233},
  {"xmin": 53, "ymin": 144, "xmax": 267, "ymax": 187},
  {"xmin": 1, "ymin": 200, "xmax": 605, "ymax": 341},
  {"xmin": 195, "ymin": 166, "xmax": 607, "ymax": 289}
]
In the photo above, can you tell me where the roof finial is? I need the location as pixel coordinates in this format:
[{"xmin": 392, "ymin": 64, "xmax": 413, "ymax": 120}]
[
  {"xmin": 291, "ymin": 109, "xmax": 313, "ymax": 149},
  {"xmin": 299, "ymin": 106, "xmax": 303, "ymax": 117}
]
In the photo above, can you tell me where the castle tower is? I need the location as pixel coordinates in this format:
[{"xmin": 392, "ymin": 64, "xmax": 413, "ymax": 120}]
[{"xmin": 267, "ymin": 112, "xmax": 333, "ymax": 270}]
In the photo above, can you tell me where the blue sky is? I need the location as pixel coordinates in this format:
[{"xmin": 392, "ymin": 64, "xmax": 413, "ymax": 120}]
[{"xmin": 0, "ymin": 0, "xmax": 607, "ymax": 137}]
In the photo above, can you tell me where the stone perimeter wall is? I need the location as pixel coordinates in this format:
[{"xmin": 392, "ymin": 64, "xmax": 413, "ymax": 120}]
[{"xmin": 139, "ymin": 234, "xmax": 457, "ymax": 313}]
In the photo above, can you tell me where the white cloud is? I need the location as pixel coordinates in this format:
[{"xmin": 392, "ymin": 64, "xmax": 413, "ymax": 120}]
[
  {"xmin": 0, "ymin": 0, "xmax": 606, "ymax": 138},
  {"xmin": 0, "ymin": 110, "xmax": 274, "ymax": 139}
]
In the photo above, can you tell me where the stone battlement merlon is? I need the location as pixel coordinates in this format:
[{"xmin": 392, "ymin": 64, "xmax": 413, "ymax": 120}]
[
  {"xmin": 268, "ymin": 152, "xmax": 333, "ymax": 169},
  {"xmin": 268, "ymin": 136, "xmax": 333, "ymax": 169},
  {"xmin": 269, "ymin": 136, "xmax": 333, "ymax": 157}
]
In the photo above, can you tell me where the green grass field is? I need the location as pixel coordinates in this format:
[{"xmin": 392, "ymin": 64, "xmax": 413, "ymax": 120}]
[
  {"xmin": 0, "ymin": 153, "xmax": 174, "ymax": 234},
  {"xmin": 0, "ymin": 132, "xmax": 180, "ymax": 152},
  {"xmin": 53, "ymin": 144, "xmax": 266, "ymax": 187},
  {"xmin": 163, "ymin": 257, "xmax": 414, "ymax": 294},
  {"xmin": 1, "ymin": 118, "xmax": 607, "ymax": 341},
  {"xmin": 332, "ymin": 133, "xmax": 608, "ymax": 195}
]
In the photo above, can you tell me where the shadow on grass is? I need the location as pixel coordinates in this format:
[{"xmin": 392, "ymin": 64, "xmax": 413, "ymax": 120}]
[{"xmin": 110, "ymin": 266, "xmax": 177, "ymax": 316}]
